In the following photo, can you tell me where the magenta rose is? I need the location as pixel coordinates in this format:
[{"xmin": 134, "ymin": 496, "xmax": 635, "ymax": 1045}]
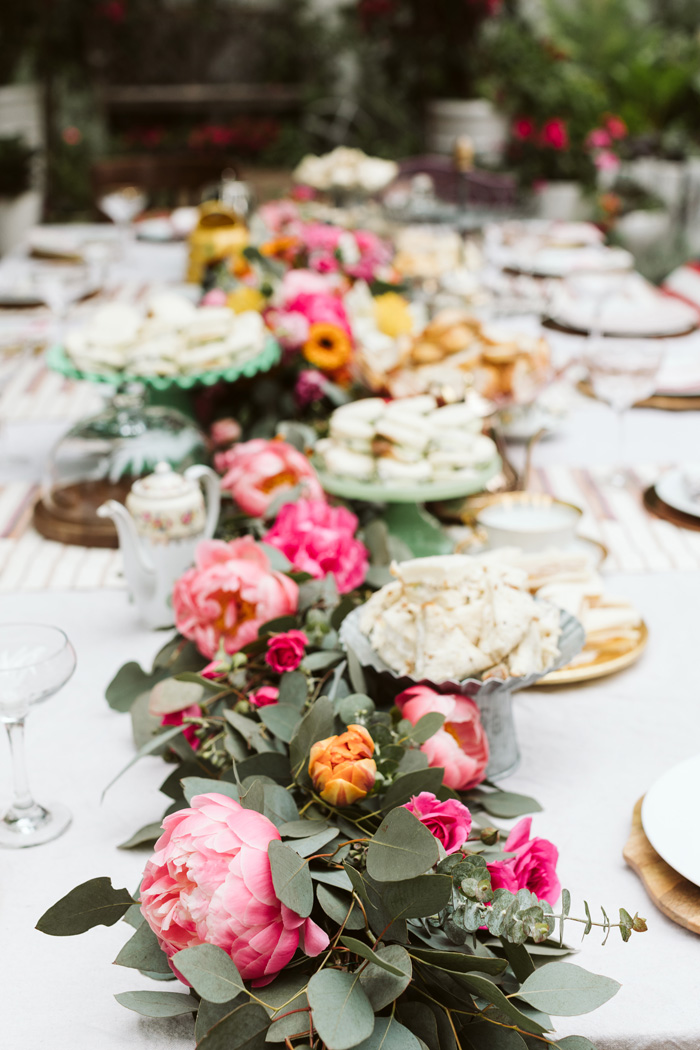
[
  {"xmin": 173, "ymin": 537, "xmax": 298, "ymax": 659},
  {"xmin": 140, "ymin": 793, "xmax": 329, "ymax": 985},
  {"xmin": 487, "ymin": 817, "xmax": 560, "ymax": 906},
  {"xmin": 294, "ymin": 369, "xmax": 328, "ymax": 409},
  {"xmin": 395, "ymin": 686, "xmax": 489, "ymax": 791},
  {"xmin": 217, "ymin": 438, "xmax": 325, "ymax": 518},
  {"xmin": 249, "ymin": 685, "xmax": 280, "ymax": 708},
  {"xmin": 161, "ymin": 703, "xmax": 202, "ymax": 749},
  {"xmin": 264, "ymin": 499, "xmax": 368, "ymax": 594},
  {"xmin": 284, "ymin": 291, "xmax": 352, "ymax": 338},
  {"xmin": 403, "ymin": 792, "xmax": 472, "ymax": 854},
  {"xmin": 265, "ymin": 630, "xmax": 308, "ymax": 673}
]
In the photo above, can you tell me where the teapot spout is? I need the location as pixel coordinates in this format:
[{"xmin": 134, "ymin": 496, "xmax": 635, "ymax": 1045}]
[{"xmin": 97, "ymin": 500, "xmax": 156, "ymax": 598}]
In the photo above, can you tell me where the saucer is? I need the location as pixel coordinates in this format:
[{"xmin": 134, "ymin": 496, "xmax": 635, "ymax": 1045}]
[{"xmin": 655, "ymin": 469, "xmax": 700, "ymax": 521}]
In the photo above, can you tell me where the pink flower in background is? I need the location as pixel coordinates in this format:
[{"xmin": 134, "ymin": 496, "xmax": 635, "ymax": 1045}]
[
  {"xmin": 161, "ymin": 703, "xmax": 202, "ymax": 749},
  {"xmin": 309, "ymin": 250, "xmax": 341, "ymax": 274},
  {"xmin": 301, "ymin": 222, "xmax": 343, "ymax": 255},
  {"xmin": 345, "ymin": 229, "xmax": 393, "ymax": 281},
  {"xmin": 264, "ymin": 499, "xmax": 368, "ymax": 594},
  {"xmin": 294, "ymin": 369, "xmax": 328, "ymax": 408},
  {"xmin": 291, "ymin": 184, "xmax": 316, "ymax": 202},
  {"xmin": 259, "ymin": 199, "xmax": 301, "ymax": 234},
  {"xmin": 587, "ymin": 128, "xmax": 612, "ymax": 149},
  {"xmin": 265, "ymin": 308, "xmax": 310, "ymax": 352},
  {"xmin": 62, "ymin": 125, "xmax": 82, "ymax": 146},
  {"xmin": 173, "ymin": 536, "xmax": 298, "ymax": 658},
  {"xmin": 513, "ymin": 117, "xmax": 535, "ymax": 141},
  {"xmin": 140, "ymin": 793, "xmax": 329, "ymax": 984},
  {"xmin": 201, "ymin": 288, "xmax": 228, "ymax": 307},
  {"xmin": 280, "ymin": 268, "xmax": 334, "ymax": 301},
  {"xmin": 217, "ymin": 438, "xmax": 324, "ymax": 518},
  {"xmin": 285, "ymin": 291, "xmax": 352, "ymax": 338},
  {"xmin": 201, "ymin": 659, "xmax": 227, "ymax": 680},
  {"xmin": 395, "ymin": 686, "xmax": 489, "ymax": 791},
  {"xmin": 210, "ymin": 417, "xmax": 241, "ymax": 447},
  {"xmin": 265, "ymin": 630, "xmax": 308, "ymax": 673},
  {"xmin": 404, "ymin": 792, "xmax": 472, "ymax": 854},
  {"xmin": 541, "ymin": 118, "xmax": 569, "ymax": 151},
  {"xmin": 249, "ymin": 685, "xmax": 280, "ymax": 708},
  {"xmin": 486, "ymin": 817, "xmax": 560, "ymax": 906},
  {"xmin": 606, "ymin": 115, "xmax": 627, "ymax": 139},
  {"xmin": 594, "ymin": 150, "xmax": 620, "ymax": 172}
]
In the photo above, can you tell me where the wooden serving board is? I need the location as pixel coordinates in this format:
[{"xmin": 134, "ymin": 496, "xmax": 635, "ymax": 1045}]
[{"xmin": 623, "ymin": 797, "xmax": 700, "ymax": 934}]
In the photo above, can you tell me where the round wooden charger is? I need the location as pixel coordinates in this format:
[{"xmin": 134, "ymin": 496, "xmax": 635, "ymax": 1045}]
[
  {"xmin": 643, "ymin": 486, "xmax": 700, "ymax": 533},
  {"xmin": 624, "ymin": 798, "xmax": 700, "ymax": 934},
  {"xmin": 577, "ymin": 378, "xmax": 700, "ymax": 412},
  {"xmin": 32, "ymin": 479, "xmax": 132, "ymax": 548}
]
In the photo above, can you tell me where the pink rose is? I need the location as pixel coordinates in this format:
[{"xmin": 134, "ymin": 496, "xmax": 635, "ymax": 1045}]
[
  {"xmin": 200, "ymin": 288, "xmax": 228, "ymax": 307},
  {"xmin": 540, "ymin": 118, "xmax": 569, "ymax": 151},
  {"xmin": 264, "ymin": 499, "xmax": 368, "ymax": 594},
  {"xmin": 594, "ymin": 149, "xmax": 620, "ymax": 172},
  {"xmin": 249, "ymin": 685, "xmax": 280, "ymax": 708},
  {"xmin": 161, "ymin": 703, "xmax": 202, "ymax": 749},
  {"xmin": 403, "ymin": 792, "xmax": 472, "ymax": 854},
  {"xmin": 301, "ymin": 222, "xmax": 343, "ymax": 254},
  {"xmin": 294, "ymin": 369, "xmax": 328, "ymax": 408},
  {"xmin": 586, "ymin": 127, "xmax": 612, "ymax": 149},
  {"xmin": 395, "ymin": 686, "xmax": 489, "ymax": 791},
  {"xmin": 259, "ymin": 199, "xmax": 301, "ymax": 234},
  {"xmin": 309, "ymin": 250, "xmax": 341, "ymax": 274},
  {"xmin": 487, "ymin": 817, "xmax": 560, "ymax": 906},
  {"xmin": 140, "ymin": 793, "xmax": 329, "ymax": 985},
  {"xmin": 210, "ymin": 417, "xmax": 242, "ymax": 448},
  {"xmin": 217, "ymin": 438, "xmax": 325, "ymax": 518},
  {"xmin": 513, "ymin": 117, "xmax": 535, "ymax": 141},
  {"xmin": 265, "ymin": 308, "xmax": 310, "ymax": 352},
  {"xmin": 265, "ymin": 630, "xmax": 308, "ymax": 673},
  {"xmin": 173, "ymin": 536, "xmax": 298, "ymax": 659},
  {"xmin": 606, "ymin": 115, "xmax": 627, "ymax": 140},
  {"xmin": 201, "ymin": 659, "xmax": 226, "ymax": 680},
  {"xmin": 285, "ymin": 292, "xmax": 352, "ymax": 338}
]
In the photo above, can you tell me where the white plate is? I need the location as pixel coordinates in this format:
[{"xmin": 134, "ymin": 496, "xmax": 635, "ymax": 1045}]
[
  {"xmin": 655, "ymin": 469, "xmax": 700, "ymax": 520},
  {"xmin": 549, "ymin": 293, "xmax": 698, "ymax": 338},
  {"xmin": 135, "ymin": 217, "xmax": 178, "ymax": 242},
  {"xmin": 642, "ymin": 754, "xmax": 700, "ymax": 887}
]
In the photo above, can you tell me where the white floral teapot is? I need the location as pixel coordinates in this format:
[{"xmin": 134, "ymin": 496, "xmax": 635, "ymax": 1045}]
[{"xmin": 97, "ymin": 461, "xmax": 220, "ymax": 629}]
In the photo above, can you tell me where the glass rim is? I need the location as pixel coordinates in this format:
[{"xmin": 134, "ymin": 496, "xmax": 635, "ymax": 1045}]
[{"xmin": 0, "ymin": 623, "xmax": 73, "ymax": 672}]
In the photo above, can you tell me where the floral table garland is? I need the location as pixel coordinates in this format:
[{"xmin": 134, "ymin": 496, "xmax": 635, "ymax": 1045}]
[{"xmin": 38, "ymin": 440, "xmax": 647, "ymax": 1050}]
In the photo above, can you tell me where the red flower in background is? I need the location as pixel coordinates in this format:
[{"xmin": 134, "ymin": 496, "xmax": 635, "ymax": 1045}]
[
  {"xmin": 606, "ymin": 115, "xmax": 627, "ymax": 140},
  {"xmin": 512, "ymin": 117, "xmax": 535, "ymax": 141},
  {"xmin": 62, "ymin": 126, "xmax": 82, "ymax": 146},
  {"xmin": 98, "ymin": 0, "xmax": 126, "ymax": 23},
  {"xmin": 540, "ymin": 118, "xmax": 569, "ymax": 151}
]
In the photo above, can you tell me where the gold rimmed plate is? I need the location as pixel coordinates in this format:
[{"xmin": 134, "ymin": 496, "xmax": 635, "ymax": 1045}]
[{"xmin": 538, "ymin": 620, "xmax": 648, "ymax": 686}]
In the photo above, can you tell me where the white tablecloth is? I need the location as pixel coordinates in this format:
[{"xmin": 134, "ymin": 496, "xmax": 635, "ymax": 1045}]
[{"xmin": 3, "ymin": 233, "xmax": 700, "ymax": 1048}]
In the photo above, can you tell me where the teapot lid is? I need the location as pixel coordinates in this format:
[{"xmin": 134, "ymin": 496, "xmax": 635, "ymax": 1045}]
[{"xmin": 129, "ymin": 461, "xmax": 196, "ymax": 502}]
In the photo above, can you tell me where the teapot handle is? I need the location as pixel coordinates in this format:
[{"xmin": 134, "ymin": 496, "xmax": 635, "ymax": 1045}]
[{"xmin": 185, "ymin": 465, "xmax": 221, "ymax": 540}]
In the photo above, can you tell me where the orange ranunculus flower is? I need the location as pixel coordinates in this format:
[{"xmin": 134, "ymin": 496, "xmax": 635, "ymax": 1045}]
[
  {"xmin": 308, "ymin": 724, "xmax": 377, "ymax": 807},
  {"xmin": 260, "ymin": 236, "xmax": 301, "ymax": 263},
  {"xmin": 302, "ymin": 323, "xmax": 352, "ymax": 373}
]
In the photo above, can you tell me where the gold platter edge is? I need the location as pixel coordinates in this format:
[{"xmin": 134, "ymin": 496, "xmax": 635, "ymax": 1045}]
[{"xmin": 537, "ymin": 620, "xmax": 648, "ymax": 687}]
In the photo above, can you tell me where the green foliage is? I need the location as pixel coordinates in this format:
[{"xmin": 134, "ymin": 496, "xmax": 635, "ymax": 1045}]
[{"xmin": 36, "ymin": 877, "xmax": 134, "ymax": 936}]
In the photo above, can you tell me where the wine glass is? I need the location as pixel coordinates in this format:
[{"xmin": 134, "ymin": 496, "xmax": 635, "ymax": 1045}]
[
  {"xmin": 0, "ymin": 624, "xmax": 76, "ymax": 848},
  {"xmin": 583, "ymin": 336, "xmax": 665, "ymax": 487},
  {"xmin": 98, "ymin": 185, "xmax": 147, "ymax": 254},
  {"xmin": 32, "ymin": 266, "xmax": 90, "ymax": 344}
]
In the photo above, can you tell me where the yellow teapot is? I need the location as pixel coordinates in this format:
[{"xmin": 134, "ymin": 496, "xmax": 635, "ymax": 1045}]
[{"xmin": 187, "ymin": 200, "xmax": 249, "ymax": 284}]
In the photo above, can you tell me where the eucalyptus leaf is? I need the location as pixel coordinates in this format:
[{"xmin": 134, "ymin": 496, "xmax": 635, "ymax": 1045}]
[
  {"xmin": 307, "ymin": 969, "xmax": 374, "ymax": 1050},
  {"xmin": 456, "ymin": 974, "xmax": 549, "ymax": 1035},
  {"xmin": 268, "ymin": 839, "xmax": 313, "ymax": 917},
  {"xmin": 235, "ymin": 752, "xmax": 291, "ymax": 785},
  {"xmin": 340, "ymin": 936, "xmax": 410, "ymax": 976},
  {"xmin": 195, "ymin": 999, "xmax": 242, "ymax": 1045},
  {"xmin": 106, "ymin": 661, "xmax": 160, "ymax": 713},
  {"xmin": 263, "ymin": 973, "xmax": 311, "ymax": 1042},
  {"xmin": 316, "ymin": 884, "xmax": 365, "ymax": 930},
  {"xmin": 197, "ymin": 1002, "xmax": 270, "ymax": 1050},
  {"xmin": 345, "ymin": 646, "xmax": 367, "ymax": 694},
  {"xmin": 173, "ymin": 944, "xmax": 245, "ymax": 1004},
  {"xmin": 555, "ymin": 1038, "xmax": 598, "ymax": 1049},
  {"xmin": 224, "ymin": 710, "xmax": 275, "ymax": 754},
  {"xmin": 396, "ymin": 1002, "xmax": 441, "ymax": 1050},
  {"xmin": 498, "ymin": 940, "xmax": 536, "ymax": 983},
  {"xmin": 366, "ymin": 807, "xmax": 439, "ymax": 882},
  {"xmin": 289, "ymin": 696, "xmax": 335, "ymax": 783},
  {"xmin": 354, "ymin": 1017, "xmax": 422, "ymax": 1050},
  {"xmin": 114, "ymin": 990, "xmax": 195, "ymax": 1018},
  {"xmin": 36, "ymin": 877, "xmax": 134, "ymax": 936},
  {"xmin": 337, "ymin": 693, "xmax": 375, "ymax": 723},
  {"xmin": 118, "ymin": 821, "xmax": 163, "ymax": 850},
  {"xmin": 240, "ymin": 778, "xmax": 265, "ymax": 815},
  {"xmin": 288, "ymin": 826, "xmax": 339, "ymax": 857},
  {"xmin": 182, "ymin": 777, "xmax": 240, "ymax": 804},
  {"xmin": 302, "ymin": 650, "xmax": 345, "ymax": 672},
  {"xmin": 380, "ymin": 767, "xmax": 446, "ymax": 811},
  {"xmin": 281, "ymin": 819, "xmax": 329, "ymax": 838},
  {"xmin": 309, "ymin": 866, "xmax": 354, "ymax": 891},
  {"xmin": 114, "ymin": 920, "xmax": 171, "ymax": 974},
  {"xmin": 258, "ymin": 703, "xmax": 299, "ymax": 744},
  {"xmin": 382, "ymin": 874, "xmax": 452, "ymax": 920},
  {"xmin": 473, "ymin": 790, "xmax": 543, "ymax": 819},
  {"xmin": 408, "ymin": 712, "xmax": 445, "ymax": 744},
  {"xmin": 359, "ymin": 944, "xmax": 412, "ymax": 1010},
  {"xmin": 277, "ymin": 670, "xmax": 308, "ymax": 709},
  {"xmin": 409, "ymin": 947, "xmax": 507, "ymax": 977},
  {"xmin": 463, "ymin": 1022, "xmax": 528, "ymax": 1049},
  {"xmin": 262, "ymin": 783, "xmax": 299, "ymax": 828},
  {"xmin": 149, "ymin": 677, "xmax": 204, "ymax": 716},
  {"xmin": 517, "ymin": 962, "xmax": 620, "ymax": 1017}
]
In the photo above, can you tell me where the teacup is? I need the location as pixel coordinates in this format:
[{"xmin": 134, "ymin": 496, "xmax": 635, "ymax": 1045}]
[{"xmin": 475, "ymin": 492, "xmax": 582, "ymax": 553}]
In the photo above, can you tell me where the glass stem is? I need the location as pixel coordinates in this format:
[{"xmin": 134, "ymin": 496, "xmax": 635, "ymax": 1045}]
[{"xmin": 5, "ymin": 719, "xmax": 36, "ymax": 813}]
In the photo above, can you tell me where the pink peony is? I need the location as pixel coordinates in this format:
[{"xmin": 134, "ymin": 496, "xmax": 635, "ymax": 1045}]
[
  {"xmin": 265, "ymin": 630, "xmax": 308, "ymax": 673},
  {"xmin": 173, "ymin": 536, "xmax": 298, "ymax": 659},
  {"xmin": 161, "ymin": 703, "xmax": 202, "ymax": 749},
  {"xmin": 285, "ymin": 291, "xmax": 352, "ymax": 338},
  {"xmin": 487, "ymin": 817, "xmax": 560, "ymax": 906},
  {"xmin": 210, "ymin": 417, "xmax": 242, "ymax": 447},
  {"xmin": 403, "ymin": 792, "xmax": 472, "ymax": 854},
  {"xmin": 265, "ymin": 308, "xmax": 310, "ymax": 352},
  {"xmin": 280, "ymin": 268, "xmax": 333, "ymax": 302},
  {"xmin": 249, "ymin": 685, "xmax": 280, "ymax": 707},
  {"xmin": 217, "ymin": 438, "xmax": 325, "ymax": 518},
  {"xmin": 301, "ymin": 222, "xmax": 343, "ymax": 255},
  {"xmin": 541, "ymin": 118, "xmax": 569, "ymax": 151},
  {"xmin": 264, "ymin": 498, "xmax": 368, "ymax": 594},
  {"xmin": 395, "ymin": 686, "xmax": 489, "ymax": 791},
  {"xmin": 140, "ymin": 793, "xmax": 329, "ymax": 984}
]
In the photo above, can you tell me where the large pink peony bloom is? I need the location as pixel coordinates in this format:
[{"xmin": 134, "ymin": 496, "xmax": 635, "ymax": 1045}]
[
  {"xmin": 140, "ymin": 793, "xmax": 329, "ymax": 985},
  {"xmin": 280, "ymin": 268, "xmax": 333, "ymax": 302},
  {"xmin": 264, "ymin": 498, "xmax": 368, "ymax": 594},
  {"xmin": 217, "ymin": 438, "xmax": 325, "ymax": 518},
  {"xmin": 173, "ymin": 536, "xmax": 298, "ymax": 658},
  {"xmin": 395, "ymin": 686, "xmax": 489, "ymax": 791},
  {"xmin": 487, "ymin": 817, "xmax": 560, "ymax": 906},
  {"xmin": 404, "ymin": 792, "xmax": 472, "ymax": 854},
  {"xmin": 285, "ymin": 292, "xmax": 352, "ymax": 338}
]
